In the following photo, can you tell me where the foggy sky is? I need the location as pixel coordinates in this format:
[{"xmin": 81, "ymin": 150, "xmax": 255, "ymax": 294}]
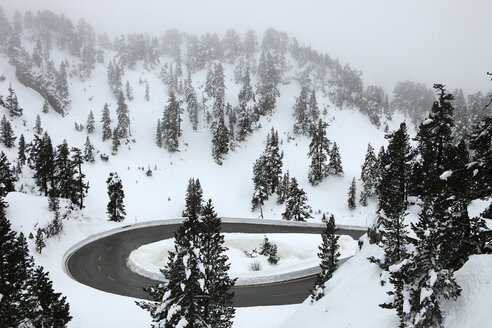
[{"xmin": 1, "ymin": 0, "xmax": 491, "ymax": 94}]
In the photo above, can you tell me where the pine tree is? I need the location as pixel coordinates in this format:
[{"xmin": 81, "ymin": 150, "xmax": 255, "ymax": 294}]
[
  {"xmin": 116, "ymin": 91, "xmax": 130, "ymax": 139},
  {"xmin": 308, "ymin": 119, "xmax": 330, "ymax": 185},
  {"xmin": 29, "ymin": 266, "xmax": 72, "ymax": 327},
  {"xmin": 211, "ymin": 102, "xmax": 230, "ymax": 164},
  {"xmin": 251, "ymin": 154, "xmax": 269, "ymax": 218},
  {"xmin": 53, "ymin": 140, "xmax": 73, "ymax": 199},
  {"xmin": 184, "ymin": 72, "xmax": 199, "ymax": 131},
  {"xmin": 199, "ymin": 200, "xmax": 236, "ymax": 327},
  {"xmin": 263, "ymin": 128, "xmax": 283, "ymax": 193},
  {"xmin": 137, "ymin": 211, "xmax": 207, "ymax": 327},
  {"xmin": 156, "ymin": 118, "xmax": 163, "ymax": 148},
  {"xmin": 42, "ymin": 98, "xmax": 50, "ymax": 113},
  {"xmin": 0, "ymin": 115, "xmax": 16, "ymax": 147},
  {"xmin": 0, "ymin": 152, "xmax": 16, "ymax": 195},
  {"xmin": 17, "ymin": 134, "xmax": 26, "ymax": 166},
  {"xmin": 31, "ymin": 133, "xmax": 55, "ymax": 196},
  {"xmin": 347, "ymin": 177, "xmax": 357, "ymax": 210},
  {"xmin": 101, "ymin": 103, "xmax": 112, "ymax": 141},
  {"xmin": 276, "ymin": 171, "xmax": 290, "ymax": 204},
  {"xmin": 309, "ymin": 90, "xmax": 320, "ymax": 122},
  {"xmin": 84, "ymin": 136, "xmax": 95, "ymax": 162},
  {"xmin": 86, "ymin": 110, "xmax": 95, "ymax": 133},
  {"xmin": 311, "ymin": 214, "xmax": 340, "ymax": 302},
  {"xmin": 238, "ymin": 67, "xmax": 254, "ymax": 106},
  {"xmin": 35, "ymin": 228, "xmax": 46, "ymax": 253},
  {"xmin": 282, "ymin": 178, "xmax": 312, "ymax": 221},
  {"xmin": 162, "ymin": 91, "xmax": 181, "ymax": 152},
  {"xmin": 34, "ymin": 114, "xmax": 43, "ymax": 135},
  {"xmin": 328, "ymin": 142, "xmax": 343, "ymax": 175},
  {"xmin": 70, "ymin": 147, "xmax": 89, "ymax": 209},
  {"xmin": 236, "ymin": 104, "xmax": 252, "ymax": 141},
  {"xmin": 182, "ymin": 178, "xmax": 204, "ymax": 217},
  {"xmin": 106, "ymin": 172, "xmax": 125, "ymax": 222},
  {"xmin": 145, "ymin": 81, "xmax": 150, "ymax": 101},
  {"xmin": 111, "ymin": 128, "xmax": 120, "ymax": 154},
  {"xmin": 5, "ymin": 83, "xmax": 22, "ymax": 117},
  {"xmin": 125, "ymin": 80, "xmax": 134, "ymax": 101},
  {"xmin": 293, "ymin": 86, "xmax": 310, "ymax": 134},
  {"xmin": 359, "ymin": 143, "xmax": 379, "ymax": 206}
]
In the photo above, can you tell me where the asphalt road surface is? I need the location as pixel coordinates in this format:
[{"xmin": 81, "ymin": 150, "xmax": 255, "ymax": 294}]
[{"xmin": 66, "ymin": 221, "xmax": 366, "ymax": 307}]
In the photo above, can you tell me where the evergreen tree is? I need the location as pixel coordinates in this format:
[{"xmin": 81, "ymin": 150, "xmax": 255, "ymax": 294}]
[
  {"xmin": 282, "ymin": 178, "xmax": 312, "ymax": 221},
  {"xmin": 84, "ymin": 136, "xmax": 95, "ymax": 162},
  {"xmin": 34, "ymin": 114, "xmax": 43, "ymax": 135},
  {"xmin": 211, "ymin": 103, "xmax": 230, "ymax": 164},
  {"xmin": 101, "ymin": 103, "xmax": 112, "ymax": 141},
  {"xmin": 86, "ymin": 110, "xmax": 95, "ymax": 133},
  {"xmin": 35, "ymin": 228, "xmax": 46, "ymax": 253},
  {"xmin": 31, "ymin": 133, "xmax": 55, "ymax": 196},
  {"xmin": 199, "ymin": 200, "xmax": 236, "ymax": 327},
  {"xmin": 17, "ymin": 134, "xmax": 26, "ymax": 166},
  {"xmin": 293, "ymin": 86, "xmax": 310, "ymax": 134},
  {"xmin": 70, "ymin": 147, "xmax": 89, "ymax": 209},
  {"xmin": 116, "ymin": 91, "xmax": 130, "ymax": 139},
  {"xmin": 236, "ymin": 104, "xmax": 252, "ymax": 141},
  {"xmin": 42, "ymin": 98, "xmax": 50, "ymax": 113},
  {"xmin": 182, "ymin": 178, "xmax": 204, "ymax": 217},
  {"xmin": 156, "ymin": 118, "xmax": 163, "ymax": 148},
  {"xmin": 29, "ymin": 266, "xmax": 72, "ymax": 327},
  {"xmin": 308, "ymin": 119, "xmax": 330, "ymax": 185},
  {"xmin": 311, "ymin": 214, "xmax": 340, "ymax": 302},
  {"xmin": 309, "ymin": 90, "xmax": 320, "ymax": 123},
  {"xmin": 238, "ymin": 67, "xmax": 254, "ymax": 106},
  {"xmin": 106, "ymin": 172, "xmax": 125, "ymax": 222},
  {"xmin": 256, "ymin": 51, "xmax": 280, "ymax": 116},
  {"xmin": 5, "ymin": 83, "xmax": 22, "ymax": 117},
  {"xmin": 162, "ymin": 91, "xmax": 181, "ymax": 152},
  {"xmin": 184, "ymin": 72, "xmax": 199, "ymax": 131},
  {"xmin": 145, "ymin": 81, "xmax": 150, "ymax": 101},
  {"xmin": 359, "ymin": 143, "xmax": 379, "ymax": 206},
  {"xmin": 0, "ymin": 152, "xmax": 16, "ymax": 195},
  {"xmin": 347, "ymin": 177, "xmax": 357, "ymax": 210},
  {"xmin": 263, "ymin": 128, "xmax": 283, "ymax": 193},
  {"xmin": 251, "ymin": 154, "xmax": 269, "ymax": 218},
  {"xmin": 111, "ymin": 128, "xmax": 120, "ymax": 154},
  {"xmin": 137, "ymin": 211, "xmax": 207, "ymax": 327},
  {"xmin": 125, "ymin": 80, "xmax": 134, "ymax": 101},
  {"xmin": 276, "ymin": 171, "xmax": 290, "ymax": 204},
  {"xmin": 53, "ymin": 140, "xmax": 73, "ymax": 199},
  {"xmin": 0, "ymin": 115, "xmax": 16, "ymax": 147},
  {"xmin": 328, "ymin": 142, "xmax": 343, "ymax": 175}
]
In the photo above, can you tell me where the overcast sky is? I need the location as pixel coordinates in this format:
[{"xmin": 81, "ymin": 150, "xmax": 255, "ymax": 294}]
[{"xmin": 1, "ymin": 0, "xmax": 491, "ymax": 94}]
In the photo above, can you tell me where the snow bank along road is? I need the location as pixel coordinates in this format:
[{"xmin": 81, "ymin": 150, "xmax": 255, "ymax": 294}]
[{"xmin": 64, "ymin": 218, "xmax": 367, "ymax": 307}]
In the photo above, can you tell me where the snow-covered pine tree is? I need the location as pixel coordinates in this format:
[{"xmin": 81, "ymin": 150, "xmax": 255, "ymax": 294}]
[
  {"xmin": 182, "ymin": 178, "xmax": 204, "ymax": 217},
  {"xmin": 328, "ymin": 142, "xmax": 343, "ymax": 175},
  {"xmin": 184, "ymin": 71, "xmax": 199, "ymax": 131},
  {"xmin": 282, "ymin": 177, "xmax": 312, "ymax": 221},
  {"xmin": 5, "ymin": 83, "xmax": 22, "ymax": 117},
  {"xmin": 17, "ymin": 134, "xmax": 26, "ymax": 166},
  {"xmin": 84, "ymin": 136, "xmax": 95, "ymax": 162},
  {"xmin": 30, "ymin": 133, "xmax": 55, "ymax": 196},
  {"xmin": 161, "ymin": 91, "xmax": 181, "ymax": 152},
  {"xmin": 276, "ymin": 171, "xmax": 290, "ymax": 204},
  {"xmin": 211, "ymin": 101, "xmax": 230, "ymax": 164},
  {"xmin": 0, "ymin": 115, "xmax": 16, "ymax": 147},
  {"xmin": 238, "ymin": 67, "xmax": 254, "ymax": 106},
  {"xmin": 359, "ymin": 143, "xmax": 378, "ymax": 206},
  {"xmin": 125, "ymin": 80, "xmax": 134, "ymax": 101},
  {"xmin": 309, "ymin": 90, "xmax": 320, "ymax": 122},
  {"xmin": 145, "ymin": 81, "xmax": 150, "ymax": 101},
  {"xmin": 251, "ymin": 154, "xmax": 269, "ymax": 218},
  {"xmin": 53, "ymin": 140, "xmax": 73, "ymax": 199},
  {"xmin": 137, "ymin": 211, "xmax": 207, "ymax": 327},
  {"xmin": 35, "ymin": 228, "xmax": 45, "ymax": 253},
  {"xmin": 155, "ymin": 118, "xmax": 162, "ymax": 148},
  {"xmin": 293, "ymin": 86, "xmax": 309, "ymax": 134},
  {"xmin": 106, "ymin": 172, "xmax": 125, "ymax": 222},
  {"xmin": 70, "ymin": 147, "xmax": 89, "ymax": 209},
  {"xmin": 111, "ymin": 128, "xmax": 120, "ymax": 154},
  {"xmin": 34, "ymin": 114, "xmax": 43, "ymax": 135},
  {"xmin": 256, "ymin": 51, "xmax": 280, "ymax": 116},
  {"xmin": 42, "ymin": 98, "xmax": 50, "ymax": 113},
  {"xmin": 101, "ymin": 103, "xmax": 112, "ymax": 141},
  {"xmin": 86, "ymin": 110, "xmax": 95, "ymax": 133},
  {"xmin": 236, "ymin": 104, "xmax": 252, "ymax": 141},
  {"xmin": 199, "ymin": 200, "xmax": 236, "ymax": 327},
  {"xmin": 264, "ymin": 128, "xmax": 283, "ymax": 193},
  {"xmin": 308, "ymin": 119, "xmax": 330, "ymax": 185},
  {"xmin": 116, "ymin": 91, "xmax": 130, "ymax": 139},
  {"xmin": 311, "ymin": 214, "xmax": 340, "ymax": 302},
  {"xmin": 347, "ymin": 177, "xmax": 357, "ymax": 210},
  {"xmin": 0, "ymin": 152, "xmax": 16, "ymax": 195},
  {"xmin": 28, "ymin": 265, "xmax": 72, "ymax": 327}
]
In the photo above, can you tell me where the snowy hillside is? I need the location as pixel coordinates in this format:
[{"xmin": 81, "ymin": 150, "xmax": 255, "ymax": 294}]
[{"xmin": 0, "ymin": 7, "xmax": 491, "ymax": 328}]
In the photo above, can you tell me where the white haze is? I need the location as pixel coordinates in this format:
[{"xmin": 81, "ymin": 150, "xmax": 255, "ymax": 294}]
[{"xmin": 1, "ymin": 0, "xmax": 491, "ymax": 94}]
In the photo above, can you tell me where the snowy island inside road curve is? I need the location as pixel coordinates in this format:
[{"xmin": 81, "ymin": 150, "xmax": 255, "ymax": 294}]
[{"xmin": 63, "ymin": 218, "xmax": 368, "ymax": 306}]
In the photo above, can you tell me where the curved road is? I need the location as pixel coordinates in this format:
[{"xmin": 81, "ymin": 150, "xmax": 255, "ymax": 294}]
[{"xmin": 65, "ymin": 220, "xmax": 366, "ymax": 307}]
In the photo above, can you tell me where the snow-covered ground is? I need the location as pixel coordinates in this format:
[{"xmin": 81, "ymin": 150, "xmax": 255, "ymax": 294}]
[{"xmin": 128, "ymin": 233, "xmax": 357, "ymax": 284}]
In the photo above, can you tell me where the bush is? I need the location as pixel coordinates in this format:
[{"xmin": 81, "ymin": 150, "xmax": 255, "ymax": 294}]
[{"xmin": 250, "ymin": 260, "xmax": 261, "ymax": 271}]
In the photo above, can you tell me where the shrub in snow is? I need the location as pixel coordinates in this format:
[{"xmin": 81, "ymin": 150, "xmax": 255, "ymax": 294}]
[
  {"xmin": 259, "ymin": 236, "xmax": 280, "ymax": 265},
  {"xmin": 250, "ymin": 260, "xmax": 261, "ymax": 271}
]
